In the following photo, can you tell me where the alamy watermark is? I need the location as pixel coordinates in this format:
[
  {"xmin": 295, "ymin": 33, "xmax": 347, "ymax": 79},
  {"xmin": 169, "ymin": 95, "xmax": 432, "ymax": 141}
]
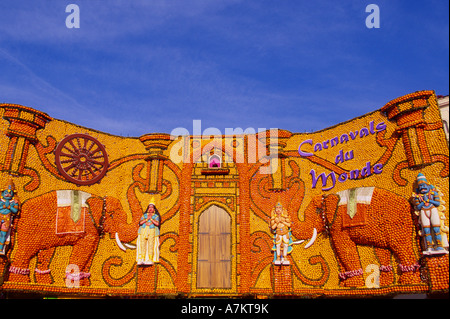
[
  {"xmin": 65, "ymin": 4, "xmax": 380, "ymax": 30},
  {"xmin": 65, "ymin": 264, "xmax": 80, "ymax": 288},
  {"xmin": 170, "ymin": 120, "xmax": 280, "ymax": 175},
  {"xmin": 365, "ymin": 264, "xmax": 380, "ymax": 288},
  {"xmin": 65, "ymin": 4, "xmax": 80, "ymax": 29},
  {"xmin": 63, "ymin": 3, "xmax": 379, "ymax": 177},
  {"xmin": 365, "ymin": 4, "xmax": 380, "ymax": 29}
]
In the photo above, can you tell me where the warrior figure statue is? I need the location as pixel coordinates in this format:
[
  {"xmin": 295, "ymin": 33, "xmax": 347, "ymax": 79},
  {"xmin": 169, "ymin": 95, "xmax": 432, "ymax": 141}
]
[
  {"xmin": 270, "ymin": 202, "xmax": 293, "ymax": 265},
  {"xmin": 412, "ymin": 173, "xmax": 448, "ymax": 255},
  {"xmin": 0, "ymin": 179, "xmax": 20, "ymax": 255}
]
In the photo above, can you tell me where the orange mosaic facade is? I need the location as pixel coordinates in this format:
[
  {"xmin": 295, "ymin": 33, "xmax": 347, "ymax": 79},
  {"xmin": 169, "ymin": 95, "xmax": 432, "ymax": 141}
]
[{"xmin": 0, "ymin": 91, "xmax": 448, "ymax": 298}]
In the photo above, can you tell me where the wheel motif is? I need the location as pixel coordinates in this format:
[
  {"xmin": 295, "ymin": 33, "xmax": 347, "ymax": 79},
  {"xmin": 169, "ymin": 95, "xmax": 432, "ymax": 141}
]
[{"xmin": 55, "ymin": 133, "xmax": 109, "ymax": 185}]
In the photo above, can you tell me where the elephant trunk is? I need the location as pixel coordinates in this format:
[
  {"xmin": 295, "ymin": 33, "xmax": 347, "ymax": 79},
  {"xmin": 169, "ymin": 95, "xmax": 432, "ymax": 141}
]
[
  {"xmin": 113, "ymin": 183, "xmax": 145, "ymax": 251},
  {"xmin": 291, "ymin": 219, "xmax": 319, "ymax": 249},
  {"xmin": 291, "ymin": 195, "xmax": 326, "ymax": 249},
  {"xmin": 113, "ymin": 209, "xmax": 142, "ymax": 251}
]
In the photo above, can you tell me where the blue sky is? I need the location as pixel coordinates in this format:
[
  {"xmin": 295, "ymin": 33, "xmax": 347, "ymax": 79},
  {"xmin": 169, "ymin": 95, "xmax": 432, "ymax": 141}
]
[{"xmin": 1, "ymin": 0, "xmax": 448, "ymax": 137}]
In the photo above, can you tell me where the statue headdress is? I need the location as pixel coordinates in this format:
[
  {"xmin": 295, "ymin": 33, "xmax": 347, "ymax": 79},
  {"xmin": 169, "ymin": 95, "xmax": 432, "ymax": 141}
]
[
  {"xmin": 271, "ymin": 201, "xmax": 288, "ymax": 218},
  {"xmin": 1, "ymin": 179, "xmax": 15, "ymax": 193},
  {"xmin": 416, "ymin": 173, "xmax": 428, "ymax": 185}
]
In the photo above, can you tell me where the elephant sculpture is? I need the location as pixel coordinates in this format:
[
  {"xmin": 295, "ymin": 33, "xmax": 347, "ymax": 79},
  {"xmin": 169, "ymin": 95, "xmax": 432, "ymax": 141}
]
[
  {"xmin": 7, "ymin": 190, "xmax": 141, "ymax": 286},
  {"xmin": 294, "ymin": 187, "xmax": 421, "ymax": 287}
]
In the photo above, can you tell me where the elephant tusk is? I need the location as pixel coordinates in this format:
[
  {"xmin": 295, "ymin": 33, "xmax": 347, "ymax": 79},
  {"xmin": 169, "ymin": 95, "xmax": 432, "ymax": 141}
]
[
  {"xmin": 124, "ymin": 243, "xmax": 136, "ymax": 250},
  {"xmin": 115, "ymin": 232, "xmax": 127, "ymax": 251},
  {"xmin": 291, "ymin": 240, "xmax": 305, "ymax": 245},
  {"xmin": 304, "ymin": 228, "xmax": 317, "ymax": 249}
]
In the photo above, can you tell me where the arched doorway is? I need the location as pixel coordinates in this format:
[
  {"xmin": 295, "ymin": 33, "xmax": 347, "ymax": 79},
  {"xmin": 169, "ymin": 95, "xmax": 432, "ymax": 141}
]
[{"xmin": 197, "ymin": 205, "xmax": 231, "ymax": 288}]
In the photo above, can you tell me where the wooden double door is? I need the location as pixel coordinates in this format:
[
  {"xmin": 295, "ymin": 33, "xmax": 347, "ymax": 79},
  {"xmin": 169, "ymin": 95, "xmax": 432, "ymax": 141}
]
[{"xmin": 197, "ymin": 205, "xmax": 232, "ymax": 288}]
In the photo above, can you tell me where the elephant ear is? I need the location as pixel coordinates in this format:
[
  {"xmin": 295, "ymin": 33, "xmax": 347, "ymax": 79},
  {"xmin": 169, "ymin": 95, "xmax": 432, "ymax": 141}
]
[{"xmin": 323, "ymin": 194, "xmax": 340, "ymax": 224}]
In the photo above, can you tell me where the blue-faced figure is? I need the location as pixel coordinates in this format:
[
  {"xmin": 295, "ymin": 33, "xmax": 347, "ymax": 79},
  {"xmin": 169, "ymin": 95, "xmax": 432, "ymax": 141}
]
[
  {"xmin": 0, "ymin": 179, "xmax": 20, "ymax": 254},
  {"xmin": 413, "ymin": 173, "xmax": 446, "ymax": 255}
]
